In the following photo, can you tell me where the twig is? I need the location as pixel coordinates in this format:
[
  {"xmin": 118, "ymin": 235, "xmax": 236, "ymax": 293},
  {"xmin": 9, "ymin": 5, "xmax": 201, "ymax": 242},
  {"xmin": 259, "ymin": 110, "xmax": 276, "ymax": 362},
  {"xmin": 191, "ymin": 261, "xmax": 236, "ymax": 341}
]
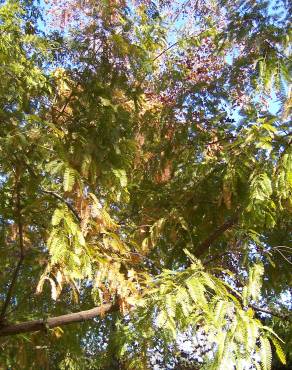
[
  {"xmin": 153, "ymin": 40, "xmax": 180, "ymax": 62},
  {"xmin": 250, "ymin": 304, "xmax": 291, "ymax": 320},
  {"xmin": 264, "ymin": 40, "xmax": 292, "ymax": 62},
  {"xmin": 204, "ymin": 251, "xmax": 231, "ymax": 265},
  {"xmin": 55, "ymin": 90, "xmax": 74, "ymax": 120},
  {"xmin": 172, "ymin": 0, "xmax": 195, "ymax": 22},
  {"xmin": 274, "ymin": 248, "xmax": 292, "ymax": 265},
  {"xmin": 40, "ymin": 189, "xmax": 81, "ymax": 223}
]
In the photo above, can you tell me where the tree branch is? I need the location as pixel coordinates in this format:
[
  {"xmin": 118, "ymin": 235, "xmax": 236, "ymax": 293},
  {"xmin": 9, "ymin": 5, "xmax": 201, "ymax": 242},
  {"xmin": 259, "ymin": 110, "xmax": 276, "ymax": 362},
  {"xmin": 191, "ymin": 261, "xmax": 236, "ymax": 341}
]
[
  {"xmin": 264, "ymin": 40, "xmax": 292, "ymax": 62},
  {"xmin": 153, "ymin": 41, "xmax": 180, "ymax": 62},
  {"xmin": 153, "ymin": 30, "xmax": 206, "ymax": 62},
  {"xmin": 172, "ymin": 0, "xmax": 194, "ymax": 22},
  {"xmin": 0, "ymin": 303, "xmax": 115, "ymax": 337},
  {"xmin": 55, "ymin": 90, "xmax": 75, "ymax": 121},
  {"xmin": 203, "ymin": 251, "xmax": 231, "ymax": 265},
  {"xmin": 40, "ymin": 189, "xmax": 81, "ymax": 223},
  {"xmin": 0, "ymin": 184, "xmax": 25, "ymax": 320},
  {"xmin": 250, "ymin": 304, "xmax": 291, "ymax": 320},
  {"xmin": 195, "ymin": 216, "xmax": 239, "ymax": 258}
]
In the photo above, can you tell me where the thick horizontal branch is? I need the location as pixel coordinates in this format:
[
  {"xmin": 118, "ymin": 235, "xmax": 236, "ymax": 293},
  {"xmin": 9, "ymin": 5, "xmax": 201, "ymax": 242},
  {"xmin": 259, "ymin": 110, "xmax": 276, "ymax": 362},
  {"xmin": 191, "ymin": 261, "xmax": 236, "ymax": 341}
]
[{"xmin": 0, "ymin": 303, "xmax": 115, "ymax": 337}]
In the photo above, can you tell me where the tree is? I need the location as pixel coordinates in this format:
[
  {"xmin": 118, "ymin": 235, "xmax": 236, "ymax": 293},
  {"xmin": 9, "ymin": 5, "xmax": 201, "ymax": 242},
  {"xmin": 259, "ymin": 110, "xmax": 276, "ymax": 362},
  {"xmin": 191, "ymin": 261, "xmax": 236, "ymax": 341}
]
[{"xmin": 0, "ymin": 0, "xmax": 291, "ymax": 368}]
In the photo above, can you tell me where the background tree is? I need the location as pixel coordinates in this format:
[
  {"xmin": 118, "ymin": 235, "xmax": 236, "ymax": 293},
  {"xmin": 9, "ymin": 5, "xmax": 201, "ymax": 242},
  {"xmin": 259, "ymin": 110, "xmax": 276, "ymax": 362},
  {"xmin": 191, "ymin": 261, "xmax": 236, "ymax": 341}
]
[{"xmin": 0, "ymin": 0, "xmax": 291, "ymax": 369}]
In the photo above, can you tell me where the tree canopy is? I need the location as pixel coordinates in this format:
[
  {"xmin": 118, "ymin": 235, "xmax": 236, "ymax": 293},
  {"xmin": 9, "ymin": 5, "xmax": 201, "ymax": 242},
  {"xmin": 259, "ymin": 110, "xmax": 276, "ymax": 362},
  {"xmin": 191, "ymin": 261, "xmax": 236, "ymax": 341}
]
[{"xmin": 0, "ymin": 0, "xmax": 291, "ymax": 369}]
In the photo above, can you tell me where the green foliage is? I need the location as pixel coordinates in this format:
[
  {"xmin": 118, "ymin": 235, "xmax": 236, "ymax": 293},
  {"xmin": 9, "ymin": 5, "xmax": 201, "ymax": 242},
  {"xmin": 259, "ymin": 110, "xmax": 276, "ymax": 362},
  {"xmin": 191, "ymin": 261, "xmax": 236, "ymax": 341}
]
[
  {"xmin": 242, "ymin": 262, "xmax": 264, "ymax": 306},
  {"xmin": 0, "ymin": 0, "xmax": 291, "ymax": 369},
  {"xmin": 117, "ymin": 255, "xmax": 285, "ymax": 369}
]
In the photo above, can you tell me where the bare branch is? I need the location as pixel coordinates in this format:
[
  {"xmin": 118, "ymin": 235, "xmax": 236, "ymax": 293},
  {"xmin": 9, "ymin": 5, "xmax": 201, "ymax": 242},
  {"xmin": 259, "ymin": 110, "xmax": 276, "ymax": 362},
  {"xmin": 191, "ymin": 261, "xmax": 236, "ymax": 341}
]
[{"xmin": 0, "ymin": 303, "xmax": 116, "ymax": 337}]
